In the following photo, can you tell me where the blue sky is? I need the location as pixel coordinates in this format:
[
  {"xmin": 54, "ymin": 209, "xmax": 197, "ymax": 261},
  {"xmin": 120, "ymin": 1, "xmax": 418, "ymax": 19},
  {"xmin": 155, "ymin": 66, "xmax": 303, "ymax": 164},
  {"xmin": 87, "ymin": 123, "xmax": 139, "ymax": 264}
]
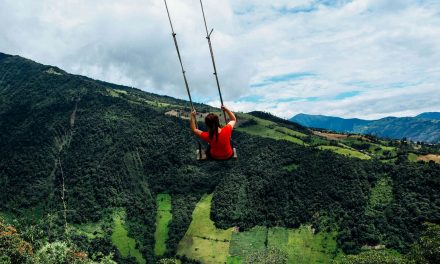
[{"xmin": 1, "ymin": 0, "xmax": 439, "ymax": 119}]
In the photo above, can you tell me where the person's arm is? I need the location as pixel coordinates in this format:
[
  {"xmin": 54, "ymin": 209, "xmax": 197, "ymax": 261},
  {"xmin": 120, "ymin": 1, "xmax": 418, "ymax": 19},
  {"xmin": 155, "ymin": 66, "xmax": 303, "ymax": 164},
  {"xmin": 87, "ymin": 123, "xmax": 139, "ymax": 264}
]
[
  {"xmin": 190, "ymin": 109, "xmax": 203, "ymax": 137},
  {"xmin": 221, "ymin": 105, "xmax": 237, "ymax": 128}
]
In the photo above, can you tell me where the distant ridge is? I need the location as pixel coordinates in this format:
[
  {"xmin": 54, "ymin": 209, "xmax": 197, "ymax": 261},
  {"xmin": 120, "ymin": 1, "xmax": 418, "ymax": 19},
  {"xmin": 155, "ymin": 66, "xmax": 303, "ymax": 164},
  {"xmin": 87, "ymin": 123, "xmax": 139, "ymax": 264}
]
[
  {"xmin": 292, "ymin": 113, "xmax": 370, "ymax": 132},
  {"xmin": 417, "ymin": 112, "xmax": 440, "ymax": 120},
  {"xmin": 0, "ymin": 52, "xmax": 12, "ymax": 60},
  {"xmin": 291, "ymin": 112, "xmax": 440, "ymax": 143}
]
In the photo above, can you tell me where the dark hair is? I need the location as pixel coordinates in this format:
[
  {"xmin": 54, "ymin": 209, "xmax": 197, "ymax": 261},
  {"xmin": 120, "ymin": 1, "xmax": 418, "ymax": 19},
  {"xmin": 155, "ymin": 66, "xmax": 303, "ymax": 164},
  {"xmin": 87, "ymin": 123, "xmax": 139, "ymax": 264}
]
[{"xmin": 205, "ymin": 113, "xmax": 221, "ymax": 141}]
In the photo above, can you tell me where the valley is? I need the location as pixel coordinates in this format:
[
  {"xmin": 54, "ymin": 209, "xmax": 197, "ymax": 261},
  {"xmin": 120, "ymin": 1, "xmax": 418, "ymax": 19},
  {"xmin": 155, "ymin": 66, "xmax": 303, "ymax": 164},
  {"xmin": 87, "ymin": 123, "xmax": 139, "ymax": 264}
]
[{"xmin": 0, "ymin": 53, "xmax": 439, "ymax": 264}]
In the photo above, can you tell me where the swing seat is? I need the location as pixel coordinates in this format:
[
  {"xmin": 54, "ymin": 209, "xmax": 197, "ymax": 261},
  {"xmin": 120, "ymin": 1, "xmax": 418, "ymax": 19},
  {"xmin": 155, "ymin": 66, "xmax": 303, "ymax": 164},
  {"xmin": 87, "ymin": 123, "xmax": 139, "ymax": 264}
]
[{"xmin": 196, "ymin": 148, "xmax": 237, "ymax": 161}]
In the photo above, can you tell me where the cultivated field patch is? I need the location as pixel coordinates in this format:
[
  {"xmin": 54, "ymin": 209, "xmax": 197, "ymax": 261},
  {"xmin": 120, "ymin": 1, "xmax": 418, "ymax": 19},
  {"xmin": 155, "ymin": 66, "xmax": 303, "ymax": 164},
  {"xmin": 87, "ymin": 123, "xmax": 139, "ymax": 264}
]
[
  {"xmin": 155, "ymin": 194, "xmax": 173, "ymax": 256},
  {"xmin": 237, "ymin": 117, "xmax": 306, "ymax": 146},
  {"xmin": 281, "ymin": 226, "xmax": 341, "ymax": 263},
  {"xmin": 111, "ymin": 210, "xmax": 146, "ymax": 264},
  {"xmin": 178, "ymin": 195, "xmax": 342, "ymax": 264},
  {"xmin": 177, "ymin": 194, "xmax": 234, "ymax": 264},
  {"xmin": 313, "ymin": 131, "xmax": 349, "ymax": 140},
  {"xmin": 229, "ymin": 226, "xmax": 267, "ymax": 261},
  {"xmin": 317, "ymin": 146, "xmax": 371, "ymax": 160},
  {"xmin": 74, "ymin": 221, "xmax": 104, "ymax": 239},
  {"xmin": 417, "ymin": 154, "xmax": 440, "ymax": 164}
]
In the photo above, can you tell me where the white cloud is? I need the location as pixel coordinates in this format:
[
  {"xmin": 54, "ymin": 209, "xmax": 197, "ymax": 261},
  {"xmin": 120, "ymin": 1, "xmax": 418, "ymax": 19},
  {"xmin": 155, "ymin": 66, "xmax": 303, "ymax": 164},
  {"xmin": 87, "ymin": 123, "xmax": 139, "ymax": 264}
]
[{"xmin": 0, "ymin": 0, "xmax": 439, "ymax": 119}]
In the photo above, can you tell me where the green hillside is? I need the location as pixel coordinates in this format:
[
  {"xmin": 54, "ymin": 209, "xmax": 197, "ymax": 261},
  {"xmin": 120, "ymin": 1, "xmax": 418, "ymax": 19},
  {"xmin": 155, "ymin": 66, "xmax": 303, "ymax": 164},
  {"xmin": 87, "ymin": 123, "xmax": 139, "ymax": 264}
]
[{"xmin": 1, "ymin": 53, "xmax": 439, "ymax": 264}]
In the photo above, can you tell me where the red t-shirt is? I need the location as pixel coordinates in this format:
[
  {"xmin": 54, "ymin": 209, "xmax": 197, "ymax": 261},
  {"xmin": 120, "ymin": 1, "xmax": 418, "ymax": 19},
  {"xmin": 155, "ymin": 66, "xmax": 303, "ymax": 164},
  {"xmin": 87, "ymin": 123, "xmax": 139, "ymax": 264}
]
[{"xmin": 200, "ymin": 124, "xmax": 233, "ymax": 160}]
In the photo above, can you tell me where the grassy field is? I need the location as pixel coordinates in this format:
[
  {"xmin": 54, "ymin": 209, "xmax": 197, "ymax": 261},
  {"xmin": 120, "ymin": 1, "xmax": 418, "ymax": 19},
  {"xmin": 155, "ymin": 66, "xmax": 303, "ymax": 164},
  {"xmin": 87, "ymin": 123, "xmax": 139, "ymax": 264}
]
[
  {"xmin": 144, "ymin": 99, "xmax": 173, "ymax": 108},
  {"xmin": 111, "ymin": 210, "xmax": 146, "ymax": 264},
  {"xmin": 177, "ymin": 194, "xmax": 234, "ymax": 264},
  {"xmin": 178, "ymin": 194, "xmax": 343, "ymax": 263},
  {"xmin": 380, "ymin": 157, "xmax": 398, "ymax": 163},
  {"xmin": 227, "ymin": 226, "xmax": 341, "ymax": 263},
  {"xmin": 317, "ymin": 146, "xmax": 371, "ymax": 160},
  {"xmin": 238, "ymin": 124, "xmax": 306, "ymax": 145},
  {"xmin": 274, "ymin": 126, "xmax": 308, "ymax": 138},
  {"xmin": 408, "ymin": 152, "xmax": 418, "ymax": 162},
  {"xmin": 316, "ymin": 134, "xmax": 397, "ymax": 160},
  {"xmin": 107, "ymin": 88, "xmax": 178, "ymax": 109},
  {"xmin": 155, "ymin": 194, "xmax": 173, "ymax": 256},
  {"xmin": 367, "ymin": 143, "xmax": 397, "ymax": 158},
  {"xmin": 229, "ymin": 226, "xmax": 267, "ymax": 261},
  {"xmin": 74, "ymin": 221, "xmax": 104, "ymax": 239},
  {"xmin": 268, "ymin": 226, "xmax": 342, "ymax": 264},
  {"xmin": 236, "ymin": 115, "xmax": 307, "ymax": 146},
  {"xmin": 107, "ymin": 88, "xmax": 127, "ymax": 97}
]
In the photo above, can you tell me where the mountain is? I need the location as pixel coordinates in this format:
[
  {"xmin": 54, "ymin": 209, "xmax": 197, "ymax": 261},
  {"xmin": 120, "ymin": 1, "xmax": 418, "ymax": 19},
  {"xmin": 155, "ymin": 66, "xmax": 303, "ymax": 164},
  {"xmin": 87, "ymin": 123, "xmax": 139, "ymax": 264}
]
[
  {"xmin": 1, "ymin": 52, "xmax": 439, "ymax": 264},
  {"xmin": 292, "ymin": 113, "xmax": 370, "ymax": 132},
  {"xmin": 291, "ymin": 113, "xmax": 440, "ymax": 143},
  {"xmin": 417, "ymin": 112, "xmax": 440, "ymax": 120}
]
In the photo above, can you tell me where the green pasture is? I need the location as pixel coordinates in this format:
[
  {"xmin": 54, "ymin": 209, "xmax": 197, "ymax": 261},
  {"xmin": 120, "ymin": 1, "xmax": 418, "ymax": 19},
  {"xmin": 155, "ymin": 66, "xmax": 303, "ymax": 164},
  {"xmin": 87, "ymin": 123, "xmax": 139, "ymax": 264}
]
[
  {"xmin": 274, "ymin": 126, "xmax": 308, "ymax": 138},
  {"xmin": 107, "ymin": 88, "xmax": 127, "ymax": 97},
  {"xmin": 335, "ymin": 137, "xmax": 397, "ymax": 159},
  {"xmin": 178, "ymin": 194, "xmax": 342, "ymax": 264},
  {"xmin": 277, "ymin": 226, "xmax": 341, "ymax": 264},
  {"xmin": 317, "ymin": 146, "xmax": 371, "ymax": 160},
  {"xmin": 155, "ymin": 194, "xmax": 173, "ymax": 256},
  {"xmin": 368, "ymin": 143, "xmax": 397, "ymax": 158},
  {"xmin": 237, "ymin": 116, "xmax": 307, "ymax": 146},
  {"xmin": 111, "ymin": 210, "xmax": 146, "ymax": 264},
  {"xmin": 408, "ymin": 152, "xmax": 418, "ymax": 162},
  {"xmin": 229, "ymin": 226, "xmax": 267, "ymax": 260},
  {"xmin": 73, "ymin": 221, "xmax": 104, "ymax": 239},
  {"xmin": 177, "ymin": 194, "xmax": 234, "ymax": 264}
]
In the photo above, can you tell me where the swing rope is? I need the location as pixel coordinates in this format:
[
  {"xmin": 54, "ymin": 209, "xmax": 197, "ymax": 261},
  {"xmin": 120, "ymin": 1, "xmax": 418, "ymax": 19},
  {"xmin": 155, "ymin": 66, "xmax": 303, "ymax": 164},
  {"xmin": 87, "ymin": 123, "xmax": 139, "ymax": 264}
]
[
  {"xmin": 199, "ymin": 0, "xmax": 236, "ymax": 153},
  {"xmin": 199, "ymin": 0, "xmax": 228, "ymax": 125},
  {"xmin": 164, "ymin": 0, "xmax": 196, "ymax": 116},
  {"xmin": 164, "ymin": 0, "xmax": 203, "ymax": 158}
]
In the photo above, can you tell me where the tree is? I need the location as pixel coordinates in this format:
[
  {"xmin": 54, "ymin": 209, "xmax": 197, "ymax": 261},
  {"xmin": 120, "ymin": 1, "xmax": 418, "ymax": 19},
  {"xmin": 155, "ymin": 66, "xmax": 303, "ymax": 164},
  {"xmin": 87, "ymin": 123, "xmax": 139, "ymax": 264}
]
[
  {"xmin": 336, "ymin": 250, "xmax": 406, "ymax": 264},
  {"xmin": 35, "ymin": 242, "xmax": 70, "ymax": 264},
  {"xmin": 407, "ymin": 223, "xmax": 440, "ymax": 264},
  {"xmin": 0, "ymin": 219, "xmax": 33, "ymax": 264}
]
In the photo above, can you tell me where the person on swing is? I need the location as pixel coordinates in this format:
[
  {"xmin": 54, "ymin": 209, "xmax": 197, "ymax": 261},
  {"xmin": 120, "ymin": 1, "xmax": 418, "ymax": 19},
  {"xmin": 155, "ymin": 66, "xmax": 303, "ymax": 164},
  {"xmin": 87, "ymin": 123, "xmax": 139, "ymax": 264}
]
[{"xmin": 190, "ymin": 105, "xmax": 236, "ymax": 160}]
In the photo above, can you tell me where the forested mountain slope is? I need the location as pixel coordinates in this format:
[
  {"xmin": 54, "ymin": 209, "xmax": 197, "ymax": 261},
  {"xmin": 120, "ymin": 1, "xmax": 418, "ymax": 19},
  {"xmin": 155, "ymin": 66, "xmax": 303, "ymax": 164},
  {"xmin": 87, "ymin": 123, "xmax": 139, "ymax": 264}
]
[
  {"xmin": 417, "ymin": 112, "xmax": 440, "ymax": 120},
  {"xmin": 291, "ymin": 113, "xmax": 440, "ymax": 143},
  {"xmin": 1, "ymin": 52, "xmax": 439, "ymax": 264}
]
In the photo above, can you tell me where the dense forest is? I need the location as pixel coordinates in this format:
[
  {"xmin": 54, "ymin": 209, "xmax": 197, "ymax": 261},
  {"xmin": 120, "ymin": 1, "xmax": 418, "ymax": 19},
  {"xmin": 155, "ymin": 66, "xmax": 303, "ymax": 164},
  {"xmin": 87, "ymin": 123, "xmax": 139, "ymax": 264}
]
[{"xmin": 0, "ymin": 53, "xmax": 439, "ymax": 263}]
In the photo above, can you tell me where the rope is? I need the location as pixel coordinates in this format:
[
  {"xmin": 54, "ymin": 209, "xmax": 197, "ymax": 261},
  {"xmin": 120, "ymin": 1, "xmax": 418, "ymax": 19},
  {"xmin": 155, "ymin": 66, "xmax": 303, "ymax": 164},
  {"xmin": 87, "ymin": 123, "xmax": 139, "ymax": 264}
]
[
  {"xmin": 199, "ymin": 0, "xmax": 228, "ymax": 125},
  {"xmin": 164, "ymin": 0, "xmax": 203, "ymax": 158},
  {"xmin": 199, "ymin": 0, "xmax": 236, "ymax": 152},
  {"xmin": 164, "ymin": 0, "xmax": 195, "ymax": 116}
]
